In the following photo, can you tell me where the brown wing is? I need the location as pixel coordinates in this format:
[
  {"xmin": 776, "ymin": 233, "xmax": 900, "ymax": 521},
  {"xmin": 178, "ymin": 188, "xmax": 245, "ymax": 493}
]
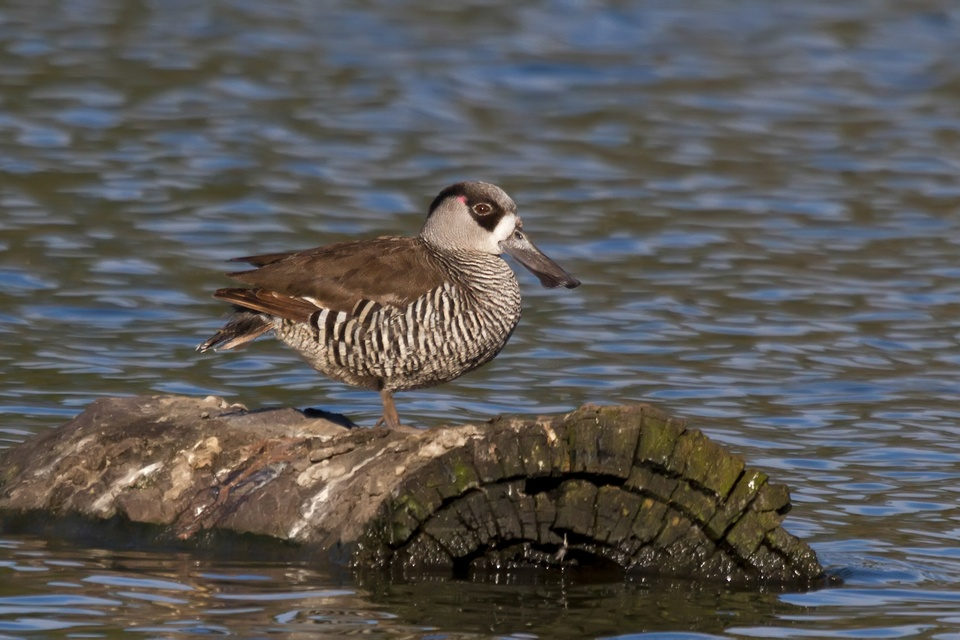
[
  {"xmin": 229, "ymin": 251, "xmax": 299, "ymax": 267},
  {"xmin": 223, "ymin": 236, "xmax": 447, "ymax": 314},
  {"xmin": 212, "ymin": 288, "xmax": 318, "ymax": 323}
]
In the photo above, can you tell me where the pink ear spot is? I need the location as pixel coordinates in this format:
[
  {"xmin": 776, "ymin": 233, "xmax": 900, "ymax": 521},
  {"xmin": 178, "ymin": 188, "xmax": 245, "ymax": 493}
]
[{"xmin": 457, "ymin": 195, "xmax": 468, "ymax": 204}]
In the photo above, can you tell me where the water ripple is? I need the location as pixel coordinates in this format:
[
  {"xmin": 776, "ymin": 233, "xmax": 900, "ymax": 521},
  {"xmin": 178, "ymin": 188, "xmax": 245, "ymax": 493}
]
[{"xmin": 3, "ymin": 0, "xmax": 960, "ymax": 637}]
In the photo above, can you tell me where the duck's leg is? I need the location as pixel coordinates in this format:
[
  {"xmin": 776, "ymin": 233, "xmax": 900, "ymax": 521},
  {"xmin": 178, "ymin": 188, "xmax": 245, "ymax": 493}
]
[{"xmin": 378, "ymin": 388, "xmax": 401, "ymax": 429}]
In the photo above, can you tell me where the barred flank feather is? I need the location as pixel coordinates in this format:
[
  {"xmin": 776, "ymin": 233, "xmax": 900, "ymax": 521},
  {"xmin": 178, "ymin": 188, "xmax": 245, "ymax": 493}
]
[{"xmin": 274, "ymin": 247, "xmax": 522, "ymax": 393}]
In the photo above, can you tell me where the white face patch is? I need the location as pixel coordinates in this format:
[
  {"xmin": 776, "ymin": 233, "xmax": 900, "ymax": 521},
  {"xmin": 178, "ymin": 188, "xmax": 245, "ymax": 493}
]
[{"xmin": 489, "ymin": 212, "xmax": 518, "ymax": 253}]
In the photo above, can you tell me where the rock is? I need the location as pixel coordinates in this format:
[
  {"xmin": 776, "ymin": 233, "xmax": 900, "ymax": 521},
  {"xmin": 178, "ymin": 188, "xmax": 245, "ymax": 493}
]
[{"xmin": 0, "ymin": 395, "xmax": 824, "ymax": 584}]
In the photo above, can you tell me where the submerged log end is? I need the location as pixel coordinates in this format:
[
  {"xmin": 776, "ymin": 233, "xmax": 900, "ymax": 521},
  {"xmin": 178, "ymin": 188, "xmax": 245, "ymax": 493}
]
[{"xmin": 356, "ymin": 404, "xmax": 824, "ymax": 584}]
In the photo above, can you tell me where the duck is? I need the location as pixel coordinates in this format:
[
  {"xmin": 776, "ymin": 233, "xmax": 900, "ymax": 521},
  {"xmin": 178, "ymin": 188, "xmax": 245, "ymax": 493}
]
[{"xmin": 197, "ymin": 181, "xmax": 580, "ymax": 428}]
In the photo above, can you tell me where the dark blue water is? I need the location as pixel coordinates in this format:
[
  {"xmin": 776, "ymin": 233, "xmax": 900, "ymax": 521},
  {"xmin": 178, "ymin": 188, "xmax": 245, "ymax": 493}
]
[{"xmin": 3, "ymin": 0, "xmax": 960, "ymax": 637}]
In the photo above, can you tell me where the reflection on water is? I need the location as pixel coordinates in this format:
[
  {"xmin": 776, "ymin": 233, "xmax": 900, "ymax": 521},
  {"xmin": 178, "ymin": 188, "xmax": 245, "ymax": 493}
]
[
  {"xmin": 3, "ymin": 0, "xmax": 960, "ymax": 637},
  {"xmin": 2, "ymin": 532, "xmax": 959, "ymax": 639}
]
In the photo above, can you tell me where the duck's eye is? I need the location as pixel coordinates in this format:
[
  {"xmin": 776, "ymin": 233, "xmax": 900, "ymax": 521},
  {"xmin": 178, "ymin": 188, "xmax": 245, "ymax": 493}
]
[{"xmin": 472, "ymin": 202, "xmax": 493, "ymax": 215}]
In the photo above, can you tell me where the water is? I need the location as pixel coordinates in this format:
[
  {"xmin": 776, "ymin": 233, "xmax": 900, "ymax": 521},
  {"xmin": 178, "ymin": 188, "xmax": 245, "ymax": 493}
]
[{"xmin": 2, "ymin": 0, "xmax": 960, "ymax": 636}]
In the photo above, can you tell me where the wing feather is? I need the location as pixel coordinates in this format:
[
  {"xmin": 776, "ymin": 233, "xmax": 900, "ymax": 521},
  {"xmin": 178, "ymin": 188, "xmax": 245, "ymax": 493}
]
[
  {"xmin": 212, "ymin": 288, "xmax": 318, "ymax": 323},
  {"xmin": 229, "ymin": 251, "xmax": 298, "ymax": 267},
  {"xmin": 225, "ymin": 236, "xmax": 446, "ymax": 313}
]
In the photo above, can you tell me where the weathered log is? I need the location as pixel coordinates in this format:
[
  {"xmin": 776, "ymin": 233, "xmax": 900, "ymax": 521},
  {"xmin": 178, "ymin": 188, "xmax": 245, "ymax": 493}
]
[{"xmin": 0, "ymin": 395, "xmax": 824, "ymax": 584}]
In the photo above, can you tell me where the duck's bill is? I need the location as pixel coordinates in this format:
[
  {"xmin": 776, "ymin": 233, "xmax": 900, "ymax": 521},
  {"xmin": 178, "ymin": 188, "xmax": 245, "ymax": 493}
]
[{"xmin": 501, "ymin": 230, "xmax": 581, "ymax": 289}]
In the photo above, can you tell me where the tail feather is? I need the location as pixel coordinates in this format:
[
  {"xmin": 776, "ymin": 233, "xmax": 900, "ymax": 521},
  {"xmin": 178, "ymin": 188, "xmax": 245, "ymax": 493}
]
[{"xmin": 197, "ymin": 311, "xmax": 273, "ymax": 352}]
